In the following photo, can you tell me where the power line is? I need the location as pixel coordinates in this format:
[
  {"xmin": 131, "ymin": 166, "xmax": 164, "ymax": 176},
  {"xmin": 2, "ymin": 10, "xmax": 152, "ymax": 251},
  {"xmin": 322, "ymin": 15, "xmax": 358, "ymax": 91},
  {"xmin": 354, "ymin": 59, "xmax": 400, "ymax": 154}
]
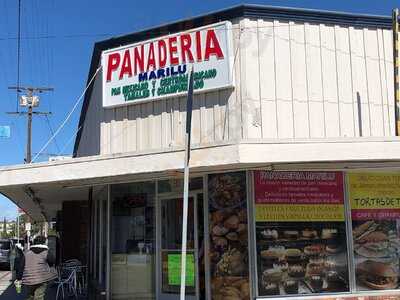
[
  {"xmin": 0, "ymin": 21, "xmax": 393, "ymax": 42},
  {"xmin": 16, "ymin": 0, "xmax": 21, "ymax": 112},
  {"xmin": 32, "ymin": 66, "xmax": 101, "ymax": 163},
  {"xmin": 7, "ymin": 86, "xmax": 54, "ymax": 164},
  {"xmin": 0, "ymin": 1, "xmax": 25, "ymax": 159},
  {"xmin": 0, "ymin": 26, "xmax": 394, "ymax": 65},
  {"xmin": 44, "ymin": 114, "xmax": 61, "ymax": 153},
  {"xmin": 0, "ymin": 33, "xmax": 118, "ymax": 41},
  {"xmin": 59, "ymin": 126, "xmax": 82, "ymax": 156}
]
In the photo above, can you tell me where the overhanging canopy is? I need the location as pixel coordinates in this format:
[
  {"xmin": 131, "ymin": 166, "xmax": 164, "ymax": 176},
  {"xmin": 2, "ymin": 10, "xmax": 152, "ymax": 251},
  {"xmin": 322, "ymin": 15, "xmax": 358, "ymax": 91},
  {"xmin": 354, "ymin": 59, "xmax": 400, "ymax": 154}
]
[{"xmin": 2, "ymin": 139, "xmax": 400, "ymax": 221}]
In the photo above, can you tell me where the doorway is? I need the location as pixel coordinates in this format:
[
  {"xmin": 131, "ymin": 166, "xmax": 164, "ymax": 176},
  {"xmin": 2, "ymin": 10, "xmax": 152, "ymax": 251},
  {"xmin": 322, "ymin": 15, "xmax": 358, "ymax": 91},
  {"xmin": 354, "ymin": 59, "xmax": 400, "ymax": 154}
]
[{"xmin": 158, "ymin": 193, "xmax": 205, "ymax": 300}]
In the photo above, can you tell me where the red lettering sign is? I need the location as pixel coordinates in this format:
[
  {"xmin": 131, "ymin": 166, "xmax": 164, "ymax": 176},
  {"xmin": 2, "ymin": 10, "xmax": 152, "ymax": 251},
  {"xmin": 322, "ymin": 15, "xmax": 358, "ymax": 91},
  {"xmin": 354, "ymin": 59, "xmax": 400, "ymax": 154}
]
[
  {"xmin": 119, "ymin": 50, "xmax": 132, "ymax": 79},
  {"xmin": 168, "ymin": 36, "xmax": 179, "ymax": 65},
  {"xmin": 147, "ymin": 43, "xmax": 156, "ymax": 71},
  {"xmin": 204, "ymin": 29, "xmax": 224, "ymax": 60},
  {"xmin": 106, "ymin": 53, "xmax": 120, "ymax": 81},
  {"xmin": 134, "ymin": 45, "xmax": 144, "ymax": 75},
  {"xmin": 158, "ymin": 40, "xmax": 167, "ymax": 68},
  {"xmin": 180, "ymin": 34, "xmax": 194, "ymax": 63},
  {"xmin": 104, "ymin": 26, "xmax": 226, "ymax": 81}
]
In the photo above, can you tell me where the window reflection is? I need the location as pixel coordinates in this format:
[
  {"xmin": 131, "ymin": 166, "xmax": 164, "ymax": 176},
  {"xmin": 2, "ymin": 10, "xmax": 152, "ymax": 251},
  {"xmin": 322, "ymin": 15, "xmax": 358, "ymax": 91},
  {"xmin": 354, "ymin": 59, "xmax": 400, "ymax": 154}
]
[{"xmin": 111, "ymin": 181, "xmax": 156, "ymax": 300}]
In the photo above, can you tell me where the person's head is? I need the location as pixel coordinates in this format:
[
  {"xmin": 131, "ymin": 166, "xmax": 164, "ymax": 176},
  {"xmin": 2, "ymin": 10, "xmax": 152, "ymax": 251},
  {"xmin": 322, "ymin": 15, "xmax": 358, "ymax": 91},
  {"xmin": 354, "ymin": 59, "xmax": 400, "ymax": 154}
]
[{"xmin": 33, "ymin": 236, "xmax": 47, "ymax": 245}]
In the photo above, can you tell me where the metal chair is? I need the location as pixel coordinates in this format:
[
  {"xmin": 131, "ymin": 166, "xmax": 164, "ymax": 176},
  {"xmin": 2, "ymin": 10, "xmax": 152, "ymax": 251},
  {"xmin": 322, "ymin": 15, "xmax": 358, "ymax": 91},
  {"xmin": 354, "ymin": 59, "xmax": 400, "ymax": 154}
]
[
  {"xmin": 54, "ymin": 267, "xmax": 77, "ymax": 299},
  {"xmin": 62, "ymin": 259, "xmax": 87, "ymax": 294}
]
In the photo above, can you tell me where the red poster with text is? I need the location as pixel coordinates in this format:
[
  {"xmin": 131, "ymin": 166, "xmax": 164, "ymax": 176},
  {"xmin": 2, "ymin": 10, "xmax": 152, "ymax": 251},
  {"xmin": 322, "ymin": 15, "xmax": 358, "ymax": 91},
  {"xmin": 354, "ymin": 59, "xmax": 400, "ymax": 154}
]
[{"xmin": 254, "ymin": 171, "xmax": 344, "ymax": 205}]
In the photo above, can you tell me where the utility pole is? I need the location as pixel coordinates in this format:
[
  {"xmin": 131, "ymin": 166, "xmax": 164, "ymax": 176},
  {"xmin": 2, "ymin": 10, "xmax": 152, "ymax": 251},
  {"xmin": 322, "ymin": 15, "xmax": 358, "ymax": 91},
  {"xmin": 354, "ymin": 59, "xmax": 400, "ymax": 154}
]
[
  {"xmin": 7, "ymin": 86, "xmax": 53, "ymax": 163},
  {"xmin": 16, "ymin": 209, "xmax": 19, "ymax": 240}
]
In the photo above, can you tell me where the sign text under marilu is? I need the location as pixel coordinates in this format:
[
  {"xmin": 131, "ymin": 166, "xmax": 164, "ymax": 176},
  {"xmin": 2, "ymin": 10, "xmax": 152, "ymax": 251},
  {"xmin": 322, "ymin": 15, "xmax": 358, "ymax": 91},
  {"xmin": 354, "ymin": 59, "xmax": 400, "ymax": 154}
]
[
  {"xmin": 102, "ymin": 22, "xmax": 234, "ymax": 108},
  {"xmin": 348, "ymin": 172, "xmax": 400, "ymax": 220},
  {"xmin": 254, "ymin": 171, "xmax": 345, "ymax": 222}
]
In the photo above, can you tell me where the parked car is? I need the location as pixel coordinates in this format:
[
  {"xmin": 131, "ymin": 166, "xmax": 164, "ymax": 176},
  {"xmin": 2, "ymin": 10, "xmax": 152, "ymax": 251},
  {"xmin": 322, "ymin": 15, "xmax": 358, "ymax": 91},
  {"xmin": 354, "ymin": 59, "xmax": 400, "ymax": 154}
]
[{"xmin": 0, "ymin": 239, "xmax": 11, "ymax": 269}]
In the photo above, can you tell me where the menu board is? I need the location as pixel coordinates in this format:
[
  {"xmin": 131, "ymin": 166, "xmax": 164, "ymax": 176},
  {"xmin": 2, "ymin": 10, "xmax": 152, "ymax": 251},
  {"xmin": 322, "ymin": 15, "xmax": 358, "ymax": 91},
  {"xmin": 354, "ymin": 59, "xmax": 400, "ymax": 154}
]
[
  {"xmin": 254, "ymin": 171, "xmax": 349, "ymax": 296},
  {"xmin": 167, "ymin": 254, "xmax": 195, "ymax": 286},
  {"xmin": 348, "ymin": 173, "xmax": 400, "ymax": 291},
  {"xmin": 208, "ymin": 172, "xmax": 250, "ymax": 300}
]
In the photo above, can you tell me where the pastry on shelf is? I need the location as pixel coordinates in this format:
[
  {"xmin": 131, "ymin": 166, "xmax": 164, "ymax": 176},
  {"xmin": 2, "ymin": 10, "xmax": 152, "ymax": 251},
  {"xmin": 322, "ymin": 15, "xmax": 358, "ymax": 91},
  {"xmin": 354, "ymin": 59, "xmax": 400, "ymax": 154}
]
[
  {"xmin": 302, "ymin": 229, "xmax": 318, "ymax": 239},
  {"xmin": 285, "ymin": 248, "xmax": 302, "ymax": 263},
  {"xmin": 321, "ymin": 228, "xmax": 338, "ymax": 239},
  {"xmin": 263, "ymin": 282, "xmax": 279, "ymax": 295},
  {"xmin": 283, "ymin": 230, "xmax": 299, "ymax": 240},
  {"xmin": 288, "ymin": 265, "xmax": 306, "ymax": 278},
  {"xmin": 260, "ymin": 229, "xmax": 278, "ymax": 240},
  {"xmin": 284, "ymin": 280, "xmax": 299, "ymax": 294},
  {"xmin": 262, "ymin": 267, "xmax": 283, "ymax": 283}
]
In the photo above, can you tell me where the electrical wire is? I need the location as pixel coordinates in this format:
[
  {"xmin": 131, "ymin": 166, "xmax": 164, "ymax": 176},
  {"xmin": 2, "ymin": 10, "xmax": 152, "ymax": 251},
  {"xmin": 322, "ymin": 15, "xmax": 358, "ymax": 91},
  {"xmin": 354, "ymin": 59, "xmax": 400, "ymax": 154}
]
[
  {"xmin": 58, "ymin": 126, "xmax": 82, "ymax": 156},
  {"xmin": 16, "ymin": 0, "xmax": 21, "ymax": 112},
  {"xmin": 32, "ymin": 65, "xmax": 102, "ymax": 163},
  {"xmin": 0, "ymin": 33, "xmax": 118, "ymax": 40},
  {"xmin": 0, "ymin": 1, "xmax": 25, "ymax": 159},
  {"xmin": 44, "ymin": 115, "xmax": 61, "ymax": 153},
  {"xmin": 24, "ymin": 0, "xmax": 34, "ymax": 87},
  {"xmin": 0, "ymin": 22, "xmax": 392, "ymax": 40},
  {"xmin": 2, "ymin": 0, "xmax": 14, "ymax": 87},
  {"xmin": 44, "ymin": 2, "xmax": 52, "ymax": 88},
  {"xmin": 0, "ymin": 25, "xmax": 393, "ymax": 65}
]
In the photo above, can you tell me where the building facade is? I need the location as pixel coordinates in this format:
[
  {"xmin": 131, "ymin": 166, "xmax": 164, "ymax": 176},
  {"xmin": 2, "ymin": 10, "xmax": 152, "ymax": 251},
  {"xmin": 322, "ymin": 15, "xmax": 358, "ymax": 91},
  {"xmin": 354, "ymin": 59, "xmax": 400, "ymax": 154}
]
[
  {"xmin": 0, "ymin": 220, "xmax": 15, "ymax": 236},
  {"xmin": 1, "ymin": 4, "xmax": 400, "ymax": 300}
]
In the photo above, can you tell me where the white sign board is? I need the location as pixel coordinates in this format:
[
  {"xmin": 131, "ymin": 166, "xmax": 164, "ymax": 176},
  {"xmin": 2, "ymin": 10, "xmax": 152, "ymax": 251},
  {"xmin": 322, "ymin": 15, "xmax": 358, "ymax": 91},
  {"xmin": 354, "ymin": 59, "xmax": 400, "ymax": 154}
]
[{"xmin": 102, "ymin": 21, "xmax": 234, "ymax": 108}]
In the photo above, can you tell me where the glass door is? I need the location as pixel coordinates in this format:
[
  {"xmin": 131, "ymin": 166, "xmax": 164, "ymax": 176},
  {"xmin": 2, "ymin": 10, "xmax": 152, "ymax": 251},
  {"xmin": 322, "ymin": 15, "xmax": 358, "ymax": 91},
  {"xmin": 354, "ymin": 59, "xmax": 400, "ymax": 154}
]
[{"xmin": 159, "ymin": 195, "xmax": 199, "ymax": 300}]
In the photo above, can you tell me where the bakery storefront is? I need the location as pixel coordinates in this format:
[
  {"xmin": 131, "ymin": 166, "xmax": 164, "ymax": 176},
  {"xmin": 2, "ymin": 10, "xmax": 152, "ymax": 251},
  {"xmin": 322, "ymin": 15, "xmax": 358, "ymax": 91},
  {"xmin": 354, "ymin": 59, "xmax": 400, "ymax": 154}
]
[
  {"xmin": 1, "ymin": 4, "xmax": 400, "ymax": 300},
  {"xmin": 90, "ymin": 170, "xmax": 400, "ymax": 300}
]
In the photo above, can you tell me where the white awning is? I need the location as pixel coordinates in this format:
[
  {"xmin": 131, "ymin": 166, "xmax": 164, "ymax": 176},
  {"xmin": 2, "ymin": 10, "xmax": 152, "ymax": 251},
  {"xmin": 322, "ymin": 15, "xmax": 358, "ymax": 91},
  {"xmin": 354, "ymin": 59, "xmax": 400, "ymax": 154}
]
[{"xmin": 1, "ymin": 139, "xmax": 400, "ymax": 221}]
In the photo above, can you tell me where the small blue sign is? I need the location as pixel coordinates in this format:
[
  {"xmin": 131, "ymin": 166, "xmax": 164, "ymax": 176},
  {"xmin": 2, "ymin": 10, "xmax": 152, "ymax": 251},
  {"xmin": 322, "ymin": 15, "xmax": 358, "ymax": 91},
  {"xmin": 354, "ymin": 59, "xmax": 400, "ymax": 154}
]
[{"xmin": 0, "ymin": 126, "xmax": 11, "ymax": 138}]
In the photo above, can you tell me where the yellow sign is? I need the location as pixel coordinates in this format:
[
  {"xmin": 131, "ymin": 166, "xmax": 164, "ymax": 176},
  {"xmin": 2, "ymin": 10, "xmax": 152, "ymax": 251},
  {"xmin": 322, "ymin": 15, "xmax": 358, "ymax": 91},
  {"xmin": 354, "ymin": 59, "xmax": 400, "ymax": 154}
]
[
  {"xmin": 255, "ymin": 204, "xmax": 345, "ymax": 222},
  {"xmin": 348, "ymin": 173, "xmax": 400, "ymax": 210}
]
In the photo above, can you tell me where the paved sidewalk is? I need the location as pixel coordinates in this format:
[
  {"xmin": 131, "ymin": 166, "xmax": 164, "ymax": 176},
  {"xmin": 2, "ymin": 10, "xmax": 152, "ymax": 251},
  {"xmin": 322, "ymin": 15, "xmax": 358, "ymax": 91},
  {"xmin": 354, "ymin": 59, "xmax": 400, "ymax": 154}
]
[
  {"xmin": 0, "ymin": 271, "xmax": 12, "ymax": 296},
  {"xmin": 0, "ymin": 268, "xmax": 88, "ymax": 300},
  {"xmin": 0, "ymin": 270, "xmax": 26, "ymax": 300},
  {"xmin": 0, "ymin": 282, "xmax": 58, "ymax": 300}
]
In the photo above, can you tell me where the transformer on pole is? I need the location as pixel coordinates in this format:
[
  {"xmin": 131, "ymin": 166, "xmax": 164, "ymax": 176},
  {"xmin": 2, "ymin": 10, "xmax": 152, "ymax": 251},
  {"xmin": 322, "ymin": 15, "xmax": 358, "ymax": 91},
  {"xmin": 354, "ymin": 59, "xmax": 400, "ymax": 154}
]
[{"xmin": 7, "ymin": 86, "xmax": 53, "ymax": 163}]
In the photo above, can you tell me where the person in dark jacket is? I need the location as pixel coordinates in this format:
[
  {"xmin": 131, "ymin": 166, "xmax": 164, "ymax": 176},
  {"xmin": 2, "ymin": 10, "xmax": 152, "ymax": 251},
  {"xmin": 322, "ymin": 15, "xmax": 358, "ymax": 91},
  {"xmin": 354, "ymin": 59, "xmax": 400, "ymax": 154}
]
[
  {"xmin": 11, "ymin": 242, "xmax": 24, "ymax": 281},
  {"xmin": 15, "ymin": 236, "xmax": 57, "ymax": 300}
]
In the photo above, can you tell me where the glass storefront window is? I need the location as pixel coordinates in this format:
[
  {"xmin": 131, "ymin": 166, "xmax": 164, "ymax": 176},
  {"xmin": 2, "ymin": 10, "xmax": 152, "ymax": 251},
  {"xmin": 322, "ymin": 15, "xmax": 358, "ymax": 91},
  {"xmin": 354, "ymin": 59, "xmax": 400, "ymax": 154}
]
[
  {"xmin": 161, "ymin": 197, "xmax": 196, "ymax": 295},
  {"xmin": 90, "ymin": 185, "xmax": 108, "ymax": 288},
  {"xmin": 254, "ymin": 171, "xmax": 350, "ymax": 297},
  {"xmin": 158, "ymin": 177, "xmax": 205, "ymax": 299},
  {"xmin": 111, "ymin": 181, "xmax": 156, "ymax": 300},
  {"xmin": 96, "ymin": 170, "xmax": 400, "ymax": 300},
  {"xmin": 208, "ymin": 172, "xmax": 250, "ymax": 300},
  {"xmin": 348, "ymin": 173, "xmax": 400, "ymax": 291}
]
